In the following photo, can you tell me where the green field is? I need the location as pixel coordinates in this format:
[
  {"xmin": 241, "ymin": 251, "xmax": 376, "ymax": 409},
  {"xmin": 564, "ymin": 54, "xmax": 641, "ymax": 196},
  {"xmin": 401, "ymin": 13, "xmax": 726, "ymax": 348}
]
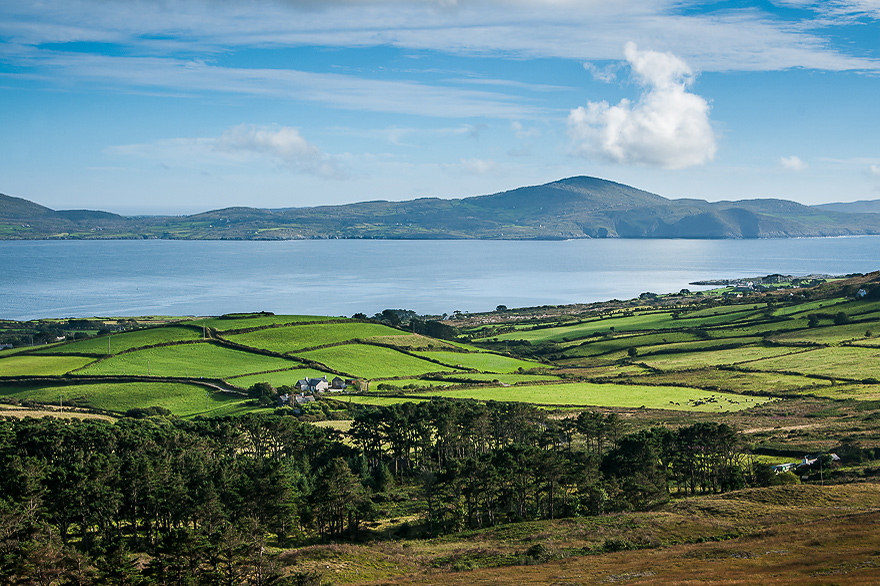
[
  {"xmin": 702, "ymin": 318, "xmax": 809, "ymax": 340},
  {"xmin": 183, "ymin": 314, "xmax": 345, "ymax": 332},
  {"xmin": 621, "ymin": 368, "xmax": 833, "ymax": 395},
  {"xmin": 770, "ymin": 298, "xmax": 846, "ymax": 317},
  {"xmin": 373, "ymin": 378, "xmax": 460, "ymax": 389},
  {"xmin": 411, "ymin": 350, "xmax": 542, "ymax": 373},
  {"xmin": 340, "ymin": 394, "xmax": 431, "ymax": 407},
  {"xmin": 740, "ymin": 345, "xmax": 880, "ymax": 380},
  {"xmin": 561, "ymin": 331, "xmax": 702, "ymax": 357},
  {"xmin": 0, "ymin": 381, "xmax": 248, "ymax": 416},
  {"xmin": 226, "ymin": 322, "xmax": 407, "ymax": 353},
  {"xmin": 228, "ymin": 369, "xmax": 334, "ymax": 389},
  {"xmin": 770, "ymin": 320, "xmax": 880, "ymax": 345},
  {"xmin": 77, "ymin": 342, "xmax": 301, "ymax": 378},
  {"xmin": 407, "ymin": 382, "xmax": 769, "ymax": 411},
  {"xmin": 297, "ymin": 343, "xmax": 458, "ymax": 379},
  {"xmin": 638, "ymin": 345, "xmax": 801, "ymax": 371},
  {"xmin": 0, "ymin": 345, "xmax": 55, "ymax": 357},
  {"xmin": 480, "ymin": 313, "xmax": 679, "ymax": 343},
  {"xmin": 367, "ymin": 334, "xmax": 461, "ymax": 351},
  {"xmin": 0, "ymin": 354, "xmax": 96, "ymax": 376},
  {"xmin": 430, "ymin": 372, "xmax": 562, "ymax": 384},
  {"xmin": 34, "ymin": 326, "xmax": 201, "ymax": 355},
  {"xmin": 681, "ymin": 303, "xmax": 768, "ymax": 319}
]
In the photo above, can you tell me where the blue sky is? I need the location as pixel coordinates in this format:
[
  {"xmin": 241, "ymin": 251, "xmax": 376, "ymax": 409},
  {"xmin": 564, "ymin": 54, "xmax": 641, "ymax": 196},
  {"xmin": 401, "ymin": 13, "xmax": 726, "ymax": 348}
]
[{"xmin": 1, "ymin": 0, "xmax": 879, "ymax": 214}]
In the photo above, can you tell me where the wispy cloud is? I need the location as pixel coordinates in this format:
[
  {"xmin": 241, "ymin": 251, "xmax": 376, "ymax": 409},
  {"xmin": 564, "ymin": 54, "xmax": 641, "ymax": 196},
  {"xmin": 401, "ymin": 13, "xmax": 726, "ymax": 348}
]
[
  {"xmin": 583, "ymin": 62, "xmax": 620, "ymax": 83},
  {"xmin": 447, "ymin": 157, "xmax": 502, "ymax": 175},
  {"xmin": 511, "ymin": 120, "xmax": 540, "ymax": 139},
  {"xmin": 5, "ymin": 49, "xmax": 534, "ymax": 119},
  {"xmin": 109, "ymin": 125, "xmax": 350, "ymax": 179},
  {"xmin": 780, "ymin": 155, "xmax": 808, "ymax": 171},
  {"xmin": 567, "ymin": 42, "xmax": 716, "ymax": 169},
  {"xmin": 216, "ymin": 125, "xmax": 348, "ymax": 179},
  {"xmin": 2, "ymin": 1, "xmax": 879, "ymax": 73}
]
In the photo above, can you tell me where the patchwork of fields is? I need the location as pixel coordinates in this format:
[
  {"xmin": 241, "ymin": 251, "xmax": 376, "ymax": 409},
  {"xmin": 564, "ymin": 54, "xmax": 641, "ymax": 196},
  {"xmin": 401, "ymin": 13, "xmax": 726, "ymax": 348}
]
[{"xmin": 2, "ymin": 277, "xmax": 880, "ymax": 418}]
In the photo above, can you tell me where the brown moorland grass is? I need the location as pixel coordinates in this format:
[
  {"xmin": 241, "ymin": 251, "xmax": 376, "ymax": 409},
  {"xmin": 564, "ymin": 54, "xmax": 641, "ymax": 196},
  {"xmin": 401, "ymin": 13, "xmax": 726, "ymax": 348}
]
[
  {"xmin": 350, "ymin": 512, "xmax": 880, "ymax": 585},
  {"xmin": 0, "ymin": 404, "xmax": 115, "ymax": 421},
  {"xmin": 284, "ymin": 484, "xmax": 880, "ymax": 586}
]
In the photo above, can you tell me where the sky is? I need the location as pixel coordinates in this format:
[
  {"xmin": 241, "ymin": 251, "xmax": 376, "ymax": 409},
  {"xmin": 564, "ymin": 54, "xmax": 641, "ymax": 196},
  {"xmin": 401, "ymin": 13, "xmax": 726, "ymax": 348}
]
[{"xmin": 1, "ymin": 0, "xmax": 879, "ymax": 215}]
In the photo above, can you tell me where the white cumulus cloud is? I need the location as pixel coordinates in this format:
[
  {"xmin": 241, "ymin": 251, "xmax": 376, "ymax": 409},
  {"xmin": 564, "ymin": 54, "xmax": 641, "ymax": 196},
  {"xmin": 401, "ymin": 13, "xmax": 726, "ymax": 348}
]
[
  {"xmin": 567, "ymin": 42, "xmax": 716, "ymax": 169},
  {"xmin": 871, "ymin": 164, "xmax": 880, "ymax": 176},
  {"xmin": 780, "ymin": 155, "xmax": 807, "ymax": 171}
]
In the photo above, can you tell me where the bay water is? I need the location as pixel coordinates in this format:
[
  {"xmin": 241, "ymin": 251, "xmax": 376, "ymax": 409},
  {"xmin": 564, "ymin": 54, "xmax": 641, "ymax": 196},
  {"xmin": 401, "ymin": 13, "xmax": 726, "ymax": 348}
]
[{"xmin": 2, "ymin": 237, "xmax": 878, "ymax": 320}]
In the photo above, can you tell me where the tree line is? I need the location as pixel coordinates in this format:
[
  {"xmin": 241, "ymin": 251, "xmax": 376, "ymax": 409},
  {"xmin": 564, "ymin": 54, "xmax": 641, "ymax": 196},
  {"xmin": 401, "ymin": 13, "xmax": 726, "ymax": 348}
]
[
  {"xmin": 350, "ymin": 400, "xmax": 750, "ymax": 533},
  {"xmin": 0, "ymin": 400, "xmax": 760, "ymax": 584}
]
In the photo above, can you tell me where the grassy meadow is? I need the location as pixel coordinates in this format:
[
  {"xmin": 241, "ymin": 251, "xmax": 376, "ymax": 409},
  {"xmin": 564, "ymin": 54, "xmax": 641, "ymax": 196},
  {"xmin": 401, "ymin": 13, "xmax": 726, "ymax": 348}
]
[
  {"xmin": 410, "ymin": 350, "xmax": 542, "ymax": 373},
  {"xmin": 33, "ymin": 326, "xmax": 202, "ymax": 355},
  {"xmin": 296, "ymin": 343, "xmax": 457, "ymax": 379},
  {"xmin": 77, "ymin": 341, "xmax": 301, "ymax": 378},
  {"xmin": 400, "ymin": 382, "xmax": 770, "ymax": 411},
  {"xmin": 226, "ymin": 322, "xmax": 408, "ymax": 353},
  {"xmin": 0, "ymin": 354, "xmax": 96, "ymax": 376},
  {"xmin": 182, "ymin": 314, "xmax": 345, "ymax": 332},
  {"xmin": 0, "ymin": 380, "xmax": 247, "ymax": 416}
]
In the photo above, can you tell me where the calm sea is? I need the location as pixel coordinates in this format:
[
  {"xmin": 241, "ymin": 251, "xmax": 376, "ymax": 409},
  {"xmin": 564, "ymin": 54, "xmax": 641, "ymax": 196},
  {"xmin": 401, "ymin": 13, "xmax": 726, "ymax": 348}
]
[{"xmin": 2, "ymin": 237, "xmax": 879, "ymax": 320}]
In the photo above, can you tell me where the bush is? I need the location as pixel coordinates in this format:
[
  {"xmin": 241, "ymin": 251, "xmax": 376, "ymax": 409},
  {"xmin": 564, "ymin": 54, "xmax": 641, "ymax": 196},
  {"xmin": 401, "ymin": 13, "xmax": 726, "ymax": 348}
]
[
  {"xmin": 602, "ymin": 537, "xmax": 636, "ymax": 552},
  {"xmin": 524, "ymin": 543, "xmax": 556, "ymax": 562},
  {"xmin": 125, "ymin": 406, "xmax": 172, "ymax": 418},
  {"xmin": 771, "ymin": 471, "xmax": 801, "ymax": 485}
]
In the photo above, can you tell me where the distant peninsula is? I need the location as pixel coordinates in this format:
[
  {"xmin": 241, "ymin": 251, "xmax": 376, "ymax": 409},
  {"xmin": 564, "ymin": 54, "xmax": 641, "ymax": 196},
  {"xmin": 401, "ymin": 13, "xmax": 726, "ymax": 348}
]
[{"xmin": 3, "ymin": 176, "xmax": 880, "ymax": 240}]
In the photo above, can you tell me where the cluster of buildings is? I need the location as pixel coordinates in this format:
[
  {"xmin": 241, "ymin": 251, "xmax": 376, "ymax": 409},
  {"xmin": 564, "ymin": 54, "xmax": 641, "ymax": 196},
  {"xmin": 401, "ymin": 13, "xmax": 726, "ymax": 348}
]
[
  {"xmin": 771, "ymin": 453, "xmax": 840, "ymax": 478},
  {"xmin": 276, "ymin": 375, "xmax": 352, "ymax": 409}
]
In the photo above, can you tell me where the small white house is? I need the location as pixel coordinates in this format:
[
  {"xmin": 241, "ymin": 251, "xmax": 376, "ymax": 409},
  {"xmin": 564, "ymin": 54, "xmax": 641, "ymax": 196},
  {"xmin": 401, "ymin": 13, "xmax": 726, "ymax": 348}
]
[{"xmin": 295, "ymin": 376, "xmax": 330, "ymax": 392}]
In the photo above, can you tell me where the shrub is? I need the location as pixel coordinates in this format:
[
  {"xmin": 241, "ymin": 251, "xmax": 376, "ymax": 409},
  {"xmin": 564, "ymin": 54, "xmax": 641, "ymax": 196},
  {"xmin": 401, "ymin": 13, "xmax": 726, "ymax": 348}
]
[
  {"xmin": 602, "ymin": 537, "xmax": 635, "ymax": 552},
  {"xmin": 771, "ymin": 471, "xmax": 801, "ymax": 485},
  {"xmin": 125, "ymin": 406, "xmax": 172, "ymax": 418}
]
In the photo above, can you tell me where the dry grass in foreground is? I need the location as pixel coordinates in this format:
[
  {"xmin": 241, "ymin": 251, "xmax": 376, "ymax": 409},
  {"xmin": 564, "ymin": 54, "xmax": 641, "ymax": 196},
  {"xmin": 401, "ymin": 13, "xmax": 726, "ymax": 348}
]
[
  {"xmin": 370, "ymin": 512, "xmax": 880, "ymax": 585},
  {"xmin": 287, "ymin": 484, "xmax": 880, "ymax": 586},
  {"xmin": 0, "ymin": 404, "xmax": 115, "ymax": 421},
  {"xmin": 354, "ymin": 512, "xmax": 880, "ymax": 585}
]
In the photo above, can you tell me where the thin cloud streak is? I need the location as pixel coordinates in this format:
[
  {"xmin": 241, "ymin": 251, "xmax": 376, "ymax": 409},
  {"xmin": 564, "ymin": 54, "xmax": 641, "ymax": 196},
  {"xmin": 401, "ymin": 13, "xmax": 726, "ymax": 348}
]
[
  {"xmin": 109, "ymin": 125, "xmax": 350, "ymax": 180},
  {"xmin": 2, "ymin": 1, "xmax": 878, "ymax": 73},
  {"xmin": 7, "ymin": 50, "xmax": 535, "ymax": 119}
]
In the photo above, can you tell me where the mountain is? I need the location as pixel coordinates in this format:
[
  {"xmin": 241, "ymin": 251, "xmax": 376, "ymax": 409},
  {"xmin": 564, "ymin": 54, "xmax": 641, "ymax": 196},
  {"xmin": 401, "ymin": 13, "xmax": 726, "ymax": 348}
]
[
  {"xmin": 3, "ymin": 176, "xmax": 880, "ymax": 240},
  {"xmin": 815, "ymin": 200, "xmax": 880, "ymax": 214}
]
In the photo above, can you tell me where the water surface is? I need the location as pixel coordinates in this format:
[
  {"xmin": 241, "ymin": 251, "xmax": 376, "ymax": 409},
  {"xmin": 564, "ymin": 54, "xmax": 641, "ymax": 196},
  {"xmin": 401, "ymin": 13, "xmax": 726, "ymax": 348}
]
[{"xmin": 2, "ymin": 237, "xmax": 878, "ymax": 320}]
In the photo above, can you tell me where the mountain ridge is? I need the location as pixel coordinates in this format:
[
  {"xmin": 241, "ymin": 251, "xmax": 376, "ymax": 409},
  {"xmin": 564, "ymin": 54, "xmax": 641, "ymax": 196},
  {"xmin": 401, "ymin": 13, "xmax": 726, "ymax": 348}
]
[{"xmin": 3, "ymin": 176, "xmax": 880, "ymax": 240}]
